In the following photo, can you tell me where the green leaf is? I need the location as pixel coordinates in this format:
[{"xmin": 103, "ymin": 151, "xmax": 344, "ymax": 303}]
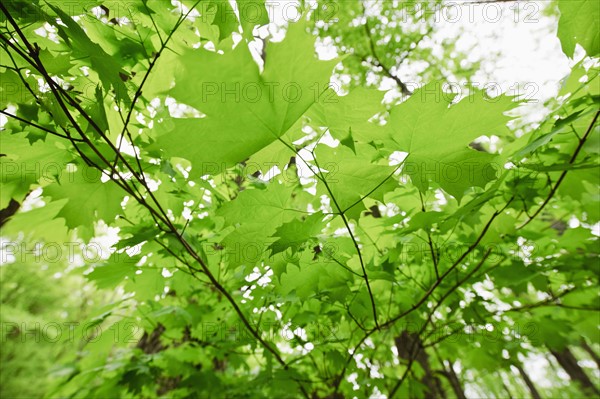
[
  {"xmin": 268, "ymin": 212, "xmax": 325, "ymax": 255},
  {"xmin": 237, "ymin": 0, "xmax": 269, "ymax": 37},
  {"xmin": 153, "ymin": 20, "xmax": 337, "ymax": 178},
  {"xmin": 216, "ymin": 183, "xmax": 297, "ymax": 265},
  {"xmin": 557, "ymin": 0, "xmax": 600, "ymax": 57},
  {"xmin": 209, "ymin": 0, "xmax": 240, "ymax": 41},
  {"xmin": 46, "ymin": 4, "xmax": 132, "ymax": 106},
  {"xmin": 315, "ymin": 143, "xmax": 396, "ymax": 220},
  {"xmin": 38, "ymin": 49, "xmax": 75, "ymax": 76},
  {"xmin": 402, "ymin": 211, "xmax": 443, "ymax": 235},
  {"xmin": 0, "ymin": 68, "xmax": 36, "ymax": 108},
  {"xmin": 279, "ymin": 251, "xmax": 352, "ymax": 302},
  {"xmin": 386, "ymin": 83, "xmax": 514, "ymax": 200},
  {"xmin": 307, "ymin": 87, "xmax": 385, "ymax": 144},
  {"xmin": 44, "ymin": 169, "xmax": 124, "ymax": 240},
  {"xmin": 0, "ymin": 199, "xmax": 69, "ymax": 242},
  {"xmin": 0, "ymin": 133, "xmax": 70, "ymax": 208},
  {"xmin": 86, "ymin": 252, "xmax": 140, "ymax": 289}
]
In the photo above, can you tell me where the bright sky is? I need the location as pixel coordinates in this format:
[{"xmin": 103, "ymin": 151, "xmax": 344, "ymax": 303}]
[{"xmin": 435, "ymin": 0, "xmax": 571, "ymax": 101}]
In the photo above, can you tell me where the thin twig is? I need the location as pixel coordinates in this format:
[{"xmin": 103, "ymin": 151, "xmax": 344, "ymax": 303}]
[{"xmin": 518, "ymin": 111, "xmax": 599, "ymax": 229}]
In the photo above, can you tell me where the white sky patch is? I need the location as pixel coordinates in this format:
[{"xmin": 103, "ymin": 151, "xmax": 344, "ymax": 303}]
[
  {"xmin": 0, "ymin": 105, "xmax": 15, "ymax": 127},
  {"xmin": 114, "ymin": 134, "xmax": 140, "ymax": 158},
  {"xmin": 20, "ymin": 188, "xmax": 45, "ymax": 212},
  {"xmin": 182, "ymin": 206, "xmax": 193, "ymax": 221},
  {"xmin": 347, "ymin": 372, "xmax": 360, "ymax": 390},
  {"xmin": 590, "ymin": 222, "xmax": 600, "ymax": 237},
  {"xmin": 389, "ymin": 151, "xmax": 409, "ymax": 166},
  {"xmin": 433, "ymin": 1, "xmax": 570, "ymax": 102},
  {"xmin": 165, "ymin": 96, "xmax": 205, "ymax": 118}
]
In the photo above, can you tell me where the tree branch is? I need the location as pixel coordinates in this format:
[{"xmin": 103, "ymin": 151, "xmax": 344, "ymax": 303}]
[
  {"xmin": 518, "ymin": 110, "xmax": 599, "ymax": 229},
  {"xmin": 362, "ymin": 4, "xmax": 412, "ymax": 96}
]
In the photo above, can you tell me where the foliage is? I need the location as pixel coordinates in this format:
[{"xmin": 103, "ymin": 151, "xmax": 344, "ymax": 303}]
[{"xmin": 1, "ymin": 1, "xmax": 599, "ymax": 398}]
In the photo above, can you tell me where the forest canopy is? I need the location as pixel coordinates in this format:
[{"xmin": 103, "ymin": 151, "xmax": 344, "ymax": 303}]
[{"xmin": 1, "ymin": 0, "xmax": 599, "ymax": 398}]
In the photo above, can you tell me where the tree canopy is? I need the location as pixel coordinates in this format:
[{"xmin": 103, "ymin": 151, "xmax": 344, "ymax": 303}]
[{"xmin": 1, "ymin": 1, "xmax": 599, "ymax": 398}]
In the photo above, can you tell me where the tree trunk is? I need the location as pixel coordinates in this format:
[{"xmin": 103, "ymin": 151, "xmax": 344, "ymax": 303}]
[
  {"xmin": 137, "ymin": 323, "xmax": 166, "ymax": 354},
  {"xmin": 0, "ymin": 198, "xmax": 21, "ymax": 228},
  {"xmin": 580, "ymin": 339, "xmax": 600, "ymax": 370},
  {"xmin": 440, "ymin": 362, "xmax": 466, "ymax": 399},
  {"xmin": 515, "ymin": 364, "xmax": 541, "ymax": 399},
  {"xmin": 395, "ymin": 331, "xmax": 446, "ymax": 398},
  {"xmin": 551, "ymin": 347, "xmax": 600, "ymax": 396}
]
